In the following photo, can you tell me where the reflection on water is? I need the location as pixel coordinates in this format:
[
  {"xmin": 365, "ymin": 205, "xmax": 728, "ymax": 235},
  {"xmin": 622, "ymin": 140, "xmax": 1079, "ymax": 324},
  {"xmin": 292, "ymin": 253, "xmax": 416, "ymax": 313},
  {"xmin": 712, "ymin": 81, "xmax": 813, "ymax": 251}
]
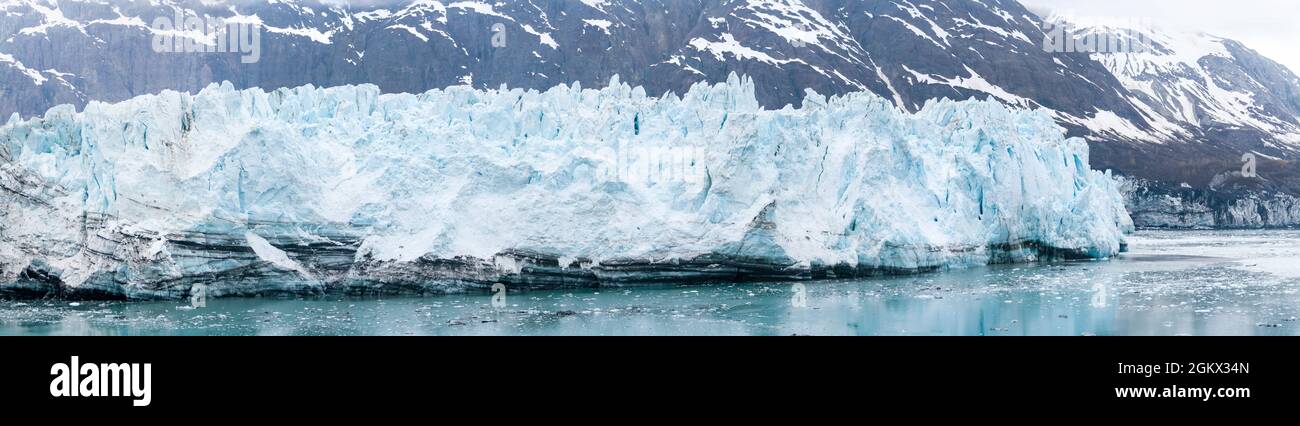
[{"xmin": 3, "ymin": 230, "xmax": 1299, "ymax": 336}]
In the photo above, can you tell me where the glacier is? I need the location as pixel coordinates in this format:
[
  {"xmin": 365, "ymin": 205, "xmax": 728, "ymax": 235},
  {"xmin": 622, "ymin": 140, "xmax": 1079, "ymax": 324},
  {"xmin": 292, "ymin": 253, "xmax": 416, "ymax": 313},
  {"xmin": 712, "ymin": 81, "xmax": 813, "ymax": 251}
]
[{"xmin": 0, "ymin": 74, "xmax": 1133, "ymax": 299}]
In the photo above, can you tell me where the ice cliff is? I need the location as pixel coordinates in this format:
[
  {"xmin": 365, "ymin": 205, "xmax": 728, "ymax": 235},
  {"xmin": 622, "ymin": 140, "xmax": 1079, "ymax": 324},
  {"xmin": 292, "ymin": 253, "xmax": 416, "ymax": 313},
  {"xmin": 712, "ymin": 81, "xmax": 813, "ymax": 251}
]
[{"xmin": 0, "ymin": 75, "xmax": 1133, "ymax": 299}]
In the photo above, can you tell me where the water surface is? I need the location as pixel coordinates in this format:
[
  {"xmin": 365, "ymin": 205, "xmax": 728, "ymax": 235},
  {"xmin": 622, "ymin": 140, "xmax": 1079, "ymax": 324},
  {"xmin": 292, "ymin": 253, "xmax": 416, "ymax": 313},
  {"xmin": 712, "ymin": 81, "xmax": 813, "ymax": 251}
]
[{"xmin": 3, "ymin": 230, "xmax": 1298, "ymax": 336}]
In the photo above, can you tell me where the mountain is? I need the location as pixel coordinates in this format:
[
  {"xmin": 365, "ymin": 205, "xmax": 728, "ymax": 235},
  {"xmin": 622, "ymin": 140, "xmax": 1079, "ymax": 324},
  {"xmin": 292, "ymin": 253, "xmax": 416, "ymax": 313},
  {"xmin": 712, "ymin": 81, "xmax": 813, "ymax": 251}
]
[
  {"xmin": 1057, "ymin": 16, "xmax": 1300, "ymax": 227},
  {"xmin": 2, "ymin": 0, "xmax": 1300, "ymax": 227}
]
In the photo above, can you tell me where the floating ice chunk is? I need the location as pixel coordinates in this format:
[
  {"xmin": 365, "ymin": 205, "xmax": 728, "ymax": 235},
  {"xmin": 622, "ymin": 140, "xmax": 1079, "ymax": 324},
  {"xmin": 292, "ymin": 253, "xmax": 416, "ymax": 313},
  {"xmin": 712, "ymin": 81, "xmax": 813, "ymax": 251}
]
[{"xmin": 245, "ymin": 232, "xmax": 314, "ymax": 279}]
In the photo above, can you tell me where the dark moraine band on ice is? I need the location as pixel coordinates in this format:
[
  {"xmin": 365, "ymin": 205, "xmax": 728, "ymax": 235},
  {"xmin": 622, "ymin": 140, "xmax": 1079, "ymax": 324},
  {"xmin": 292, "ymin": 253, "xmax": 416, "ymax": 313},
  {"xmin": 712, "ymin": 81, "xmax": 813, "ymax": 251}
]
[{"xmin": 0, "ymin": 75, "xmax": 1132, "ymax": 300}]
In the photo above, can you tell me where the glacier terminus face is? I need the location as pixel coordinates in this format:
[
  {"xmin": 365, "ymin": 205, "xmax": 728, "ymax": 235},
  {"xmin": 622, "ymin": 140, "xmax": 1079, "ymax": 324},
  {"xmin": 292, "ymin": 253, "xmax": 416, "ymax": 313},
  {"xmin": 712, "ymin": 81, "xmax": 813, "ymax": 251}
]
[{"xmin": 0, "ymin": 74, "xmax": 1132, "ymax": 299}]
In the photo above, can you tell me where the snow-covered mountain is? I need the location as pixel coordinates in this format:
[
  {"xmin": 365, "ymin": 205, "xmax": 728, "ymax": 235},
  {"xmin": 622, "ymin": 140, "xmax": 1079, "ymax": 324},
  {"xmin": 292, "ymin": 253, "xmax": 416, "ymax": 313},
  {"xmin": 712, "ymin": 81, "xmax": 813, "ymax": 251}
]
[
  {"xmin": 0, "ymin": 0, "xmax": 1133, "ymax": 116},
  {"xmin": 1047, "ymin": 16, "xmax": 1300, "ymax": 147},
  {"xmin": 1, "ymin": 0, "xmax": 1299, "ymax": 228},
  {"xmin": 1055, "ymin": 16, "xmax": 1300, "ymax": 228}
]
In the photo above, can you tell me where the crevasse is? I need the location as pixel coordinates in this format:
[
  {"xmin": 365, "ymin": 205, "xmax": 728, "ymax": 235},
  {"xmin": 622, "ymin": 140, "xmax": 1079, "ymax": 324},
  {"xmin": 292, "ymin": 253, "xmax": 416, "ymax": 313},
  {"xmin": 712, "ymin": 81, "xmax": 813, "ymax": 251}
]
[{"xmin": 0, "ymin": 74, "xmax": 1133, "ymax": 299}]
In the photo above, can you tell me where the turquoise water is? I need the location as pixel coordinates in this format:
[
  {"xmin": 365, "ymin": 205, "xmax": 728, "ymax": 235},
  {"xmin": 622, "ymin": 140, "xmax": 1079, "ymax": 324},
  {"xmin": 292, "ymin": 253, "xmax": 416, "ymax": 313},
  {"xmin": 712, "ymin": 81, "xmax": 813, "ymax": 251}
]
[{"xmin": 3, "ymin": 230, "xmax": 1299, "ymax": 336}]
